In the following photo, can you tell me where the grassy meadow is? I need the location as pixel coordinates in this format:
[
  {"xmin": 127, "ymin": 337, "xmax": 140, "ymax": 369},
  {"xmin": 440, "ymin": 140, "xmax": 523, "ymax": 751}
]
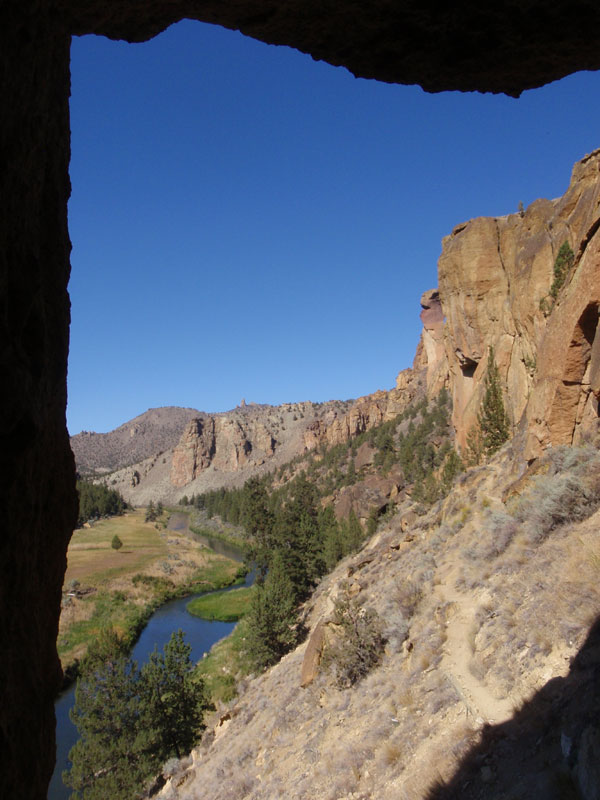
[
  {"xmin": 58, "ymin": 509, "xmax": 243, "ymax": 677},
  {"xmin": 187, "ymin": 586, "xmax": 255, "ymax": 622},
  {"xmin": 63, "ymin": 510, "xmax": 167, "ymax": 585}
]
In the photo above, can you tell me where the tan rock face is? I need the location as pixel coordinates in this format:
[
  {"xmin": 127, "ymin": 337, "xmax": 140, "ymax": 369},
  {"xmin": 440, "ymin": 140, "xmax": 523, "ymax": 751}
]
[
  {"xmin": 306, "ymin": 381, "xmax": 424, "ymax": 452},
  {"xmin": 170, "ymin": 414, "xmax": 276, "ymax": 486},
  {"xmin": 413, "ymin": 289, "xmax": 448, "ymax": 395},
  {"xmin": 436, "ymin": 149, "xmax": 600, "ymax": 453}
]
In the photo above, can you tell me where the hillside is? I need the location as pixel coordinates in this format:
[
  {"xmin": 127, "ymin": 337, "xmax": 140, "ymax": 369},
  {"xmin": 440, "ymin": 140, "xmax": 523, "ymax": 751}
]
[
  {"xmin": 71, "ymin": 406, "xmax": 202, "ymax": 474},
  {"xmin": 151, "ymin": 443, "xmax": 600, "ymax": 800}
]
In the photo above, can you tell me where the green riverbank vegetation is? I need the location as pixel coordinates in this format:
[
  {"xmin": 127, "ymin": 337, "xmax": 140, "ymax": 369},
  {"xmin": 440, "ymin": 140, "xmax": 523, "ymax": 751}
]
[
  {"xmin": 58, "ymin": 508, "xmax": 244, "ymax": 681},
  {"xmin": 187, "ymin": 586, "xmax": 254, "ymax": 622}
]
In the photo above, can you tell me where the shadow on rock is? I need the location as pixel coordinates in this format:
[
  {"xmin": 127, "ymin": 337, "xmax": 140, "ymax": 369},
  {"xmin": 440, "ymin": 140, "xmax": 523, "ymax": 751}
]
[{"xmin": 426, "ymin": 615, "xmax": 600, "ymax": 800}]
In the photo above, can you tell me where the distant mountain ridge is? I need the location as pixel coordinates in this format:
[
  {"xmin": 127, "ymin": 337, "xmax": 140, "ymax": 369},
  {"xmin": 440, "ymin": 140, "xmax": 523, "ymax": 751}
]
[{"xmin": 71, "ymin": 406, "xmax": 201, "ymax": 474}]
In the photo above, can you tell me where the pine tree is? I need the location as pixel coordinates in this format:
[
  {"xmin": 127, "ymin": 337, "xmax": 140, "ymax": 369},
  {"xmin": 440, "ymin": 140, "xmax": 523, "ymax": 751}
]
[
  {"xmin": 245, "ymin": 551, "xmax": 298, "ymax": 670},
  {"xmin": 145, "ymin": 500, "xmax": 156, "ymax": 522},
  {"xmin": 241, "ymin": 476, "xmax": 274, "ymax": 578},
  {"xmin": 273, "ymin": 475, "xmax": 322, "ymax": 598},
  {"xmin": 65, "ymin": 656, "xmax": 156, "ymax": 800},
  {"xmin": 111, "ymin": 534, "xmax": 123, "ymax": 551},
  {"xmin": 65, "ymin": 631, "xmax": 209, "ymax": 800},
  {"xmin": 344, "ymin": 510, "xmax": 364, "ymax": 553},
  {"xmin": 141, "ymin": 630, "xmax": 209, "ymax": 760},
  {"xmin": 478, "ymin": 346, "xmax": 510, "ymax": 456}
]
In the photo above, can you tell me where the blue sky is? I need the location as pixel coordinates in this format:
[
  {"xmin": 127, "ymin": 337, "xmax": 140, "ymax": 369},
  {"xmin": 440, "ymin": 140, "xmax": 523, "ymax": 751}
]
[{"xmin": 67, "ymin": 19, "xmax": 600, "ymax": 434}]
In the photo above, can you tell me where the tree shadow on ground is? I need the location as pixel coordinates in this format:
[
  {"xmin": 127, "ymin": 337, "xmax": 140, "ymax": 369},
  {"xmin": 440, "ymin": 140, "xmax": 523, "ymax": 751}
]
[{"xmin": 426, "ymin": 615, "xmax": 600, "ymax": 800}]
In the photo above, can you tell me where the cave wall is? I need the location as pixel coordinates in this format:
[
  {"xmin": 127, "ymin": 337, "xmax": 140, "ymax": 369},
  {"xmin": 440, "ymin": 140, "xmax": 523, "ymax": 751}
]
[
  {"xmin": 0, "ymin": 7, "xmax": 76, "ymax": 799},
  {"xmin": 2, "ymin": 2, "xmax": 600, "ymax": 798}
]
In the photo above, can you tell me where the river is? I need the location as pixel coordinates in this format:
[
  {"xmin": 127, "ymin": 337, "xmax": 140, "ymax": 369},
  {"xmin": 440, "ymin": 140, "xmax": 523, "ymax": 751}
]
[{"xmin": 49, "ymin": 514, "xmax": 249, "ymax": 800}]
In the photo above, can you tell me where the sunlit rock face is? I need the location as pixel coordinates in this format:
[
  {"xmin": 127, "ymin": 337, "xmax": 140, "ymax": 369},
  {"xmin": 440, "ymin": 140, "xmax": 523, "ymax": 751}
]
[
  {"xmin": 434, "ymin": 149, "xmax": 600, "ymax": 453},
  {"xmin": 3, "ymin": 3, "xmax": 600, "ymax": 799}
]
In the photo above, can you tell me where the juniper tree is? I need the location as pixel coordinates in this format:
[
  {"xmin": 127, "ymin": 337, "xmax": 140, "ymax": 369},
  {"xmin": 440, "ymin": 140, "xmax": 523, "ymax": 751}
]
[{"xmin": 478, "ymin": 346, "xmax": 510, "ymax": 456}]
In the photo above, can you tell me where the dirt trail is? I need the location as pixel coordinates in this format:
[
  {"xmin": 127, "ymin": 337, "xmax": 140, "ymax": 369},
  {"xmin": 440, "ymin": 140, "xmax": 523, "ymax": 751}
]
[{"xmin": 435, "ymin": 568, "xmax": 515, "ymax": 725}]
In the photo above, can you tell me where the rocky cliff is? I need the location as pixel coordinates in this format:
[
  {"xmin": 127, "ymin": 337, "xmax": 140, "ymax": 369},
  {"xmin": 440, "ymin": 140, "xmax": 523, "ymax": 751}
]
[{"xmin": 418, "ymin": 149, "xmax": 600, "ymax": 457}]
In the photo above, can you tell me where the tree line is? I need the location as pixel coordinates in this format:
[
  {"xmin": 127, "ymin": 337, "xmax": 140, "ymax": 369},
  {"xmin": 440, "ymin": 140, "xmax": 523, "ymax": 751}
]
[{"xmin": 77, "ymin": 478, "xmax": 127, "ymax": 527}]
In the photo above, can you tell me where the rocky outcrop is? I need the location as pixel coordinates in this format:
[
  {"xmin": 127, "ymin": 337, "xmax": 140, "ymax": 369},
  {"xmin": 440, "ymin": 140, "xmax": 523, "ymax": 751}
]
[
  {"xmin": 303, "ymin": 380, "xmax": 424, "ymax": 452},
  {"xmin": 333, "ymin": 474, "xmax": 403, "ymax": 521},
  {"xmin": 524, "ymin": 152, "xmax": 600, "ymax": 457},
  {"xmin": 435, "ymin": 149, "xmax": 600, "ymax": 453},
  {"xmin": 410, "ymin": 289, "xmax": 448, "ymax": 396},
  {"xmin": 170, "ymin": 415, "xmax": 276, "ymax": 486},
  {"xmin": 62, "ymin": 2, "xmax": 600, "ymax": 97}
]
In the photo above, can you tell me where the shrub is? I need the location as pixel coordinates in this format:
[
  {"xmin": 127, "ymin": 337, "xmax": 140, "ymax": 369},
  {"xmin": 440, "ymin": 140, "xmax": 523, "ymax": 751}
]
[
  {"xmin": 111, "ymin": 534, "xmax": 123, "ymax": 551},
  {"xmin": 323, "ymin": 588, "xmax": 386, "ymax": 688},
  {"xmin": 510, "ymin": 446, "xmax": 600, "ymax": 543},
  {"xmin": 549, "ymin": 241, "xmax": 574, "ymax": 299}
]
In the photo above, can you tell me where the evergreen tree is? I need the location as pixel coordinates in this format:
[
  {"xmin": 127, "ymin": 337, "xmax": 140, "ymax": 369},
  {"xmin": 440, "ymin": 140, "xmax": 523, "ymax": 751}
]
[
  {"xmin": 320, "ymin": 506, "xmax": 343, "ymax": 571},
  {"xmin": 273, "ymin": 475, "xmax": 322, "ymax": 598},
  {"xmin": 344, "ymin": 510, "xmax": 364, "ymax": 552},
  {"xmin": 440, "ymin": 449, "xmax": 463, "ymax": 495},
  {"xmin": 550, "ymin": 241, "xmax": 574, "ymax": 299},
  {"xmin": 65, "ymin": 631, "xmax": 209, "ymax": 800},
  {"xmin": 141, "ymin": 630, "xmax": 209, "ymax": 760},
  {"xmin": 76, "ymin": 479, "xmax": 126, "ymax": 527},
  {"xmin": 145, "ymin": 500, "xmax": 156, "ymax": 522},
  {"xmin": 478, "ymin": 347, "xmax": 510, "ymax": 456},
  {"xmin": 111, "ymin": 534, "xmax": 123, "ymax": 552},
  {"xmin": 245, "ymin": 551, "xmax": 298, "ymax": 670},
  {"xmin": 345, "ymin": 457, "xmax": 357, "ymax": 485},
  {"xmin": 241, "ymin": 476, "xmax": 274, "ymax": 578},
  {"xmin": 65, "ymin": 656, "xmax": 156, "ymax": 800}
]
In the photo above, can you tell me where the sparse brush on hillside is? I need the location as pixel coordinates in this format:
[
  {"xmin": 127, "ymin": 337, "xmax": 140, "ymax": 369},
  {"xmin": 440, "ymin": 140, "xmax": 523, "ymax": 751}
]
[{"xmin": 509, "ymin": 445, "xmax": 600, "ymax": 543}]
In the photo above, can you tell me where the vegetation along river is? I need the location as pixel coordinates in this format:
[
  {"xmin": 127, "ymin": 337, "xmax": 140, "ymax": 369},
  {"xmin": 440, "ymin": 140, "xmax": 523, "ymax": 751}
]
[{"xmin": 49, "ymin": 514, "xmax": 251, "ymax": 800}]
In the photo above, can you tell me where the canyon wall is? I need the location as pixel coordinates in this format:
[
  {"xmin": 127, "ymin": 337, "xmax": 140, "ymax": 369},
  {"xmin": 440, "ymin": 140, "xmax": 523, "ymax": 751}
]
[
  {"xmin": 421, "ymin": 149, "xmax": 600, "ymax": 455},
  {"xmin": 171, "ymin": 414, "xmax": 276, "ymax": 486}
]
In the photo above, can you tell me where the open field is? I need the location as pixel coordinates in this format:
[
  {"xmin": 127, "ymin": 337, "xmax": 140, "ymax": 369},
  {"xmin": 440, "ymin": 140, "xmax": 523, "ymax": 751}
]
[
  {"xmin": 64, "ymin": 511, "xmax": 167, "ymax": 584},
  {"xmin": 58, "ymin": 509, "xmax": 243, "ymax": 675},
  {"xmin": 187, "ymin": 586, "xmax": 255, "ymax": 622}
]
